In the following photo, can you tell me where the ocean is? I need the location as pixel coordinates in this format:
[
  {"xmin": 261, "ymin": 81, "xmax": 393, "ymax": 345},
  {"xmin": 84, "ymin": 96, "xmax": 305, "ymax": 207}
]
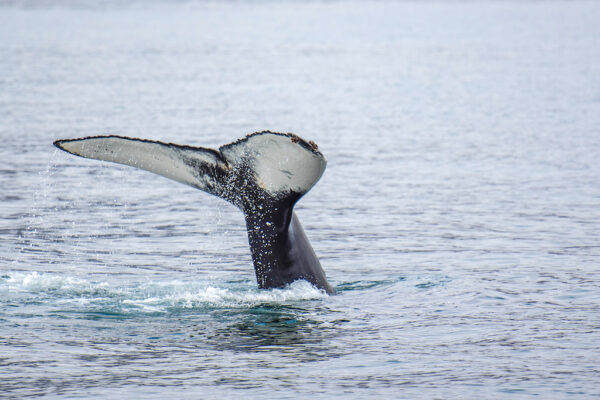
[{"xmin": 1, "ymin": 1, "xmax": 599, "ymax": 398}]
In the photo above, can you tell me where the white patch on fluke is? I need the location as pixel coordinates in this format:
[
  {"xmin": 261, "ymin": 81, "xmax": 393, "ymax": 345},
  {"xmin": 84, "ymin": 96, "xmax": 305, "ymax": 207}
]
[
  {"xmin": 55, "ymin": 132, "xmax": 326, "ymax": 200},
  {"xmin": 55, "ymin": 136, "xmax": 225, "ymax": 193},
  {"xmin": 220, "ymin": 133, "xmax": 326, "ymax": 196}
]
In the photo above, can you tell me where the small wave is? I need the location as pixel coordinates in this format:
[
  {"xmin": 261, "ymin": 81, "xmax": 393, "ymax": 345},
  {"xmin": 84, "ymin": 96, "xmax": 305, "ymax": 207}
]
[
  {"xmin": 335, "ymin": 277, "xmax": 406, "ymax": 292},
  {"xmin": 1, "ymin": 272, "xmax": 328, "ymax": 315}
]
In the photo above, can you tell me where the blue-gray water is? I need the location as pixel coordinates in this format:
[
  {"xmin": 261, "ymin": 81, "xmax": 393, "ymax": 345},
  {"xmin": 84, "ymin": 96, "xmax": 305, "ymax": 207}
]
[{"xmin": 1, "ymin": 1, "xmax": 600, "ymax": 398}]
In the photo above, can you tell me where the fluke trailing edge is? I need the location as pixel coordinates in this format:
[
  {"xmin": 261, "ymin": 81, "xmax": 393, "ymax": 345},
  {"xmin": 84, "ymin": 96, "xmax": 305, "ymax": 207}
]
[{"xmin": 53, "ymin": 131, "xmax": 335, "ymax": 294}]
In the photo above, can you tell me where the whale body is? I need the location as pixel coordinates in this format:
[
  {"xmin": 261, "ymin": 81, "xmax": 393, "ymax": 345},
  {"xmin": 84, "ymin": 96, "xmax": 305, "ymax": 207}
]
[{"xmin": 54, "ymin": 131, "xmax": 334, "ymax": 294}]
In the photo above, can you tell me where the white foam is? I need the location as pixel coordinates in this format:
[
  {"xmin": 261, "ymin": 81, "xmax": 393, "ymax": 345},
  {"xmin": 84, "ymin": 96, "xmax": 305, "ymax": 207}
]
[
  {"xmin": 4, "ymin": 271, "xmax": 109, "ymax": 294},
  {"xmin": 1, "ymin": 272, "xmax": 328, "ymax": 313},
  {"xmin": 128, "ymin": 280, "xmax": 327, "ymax": 309}
]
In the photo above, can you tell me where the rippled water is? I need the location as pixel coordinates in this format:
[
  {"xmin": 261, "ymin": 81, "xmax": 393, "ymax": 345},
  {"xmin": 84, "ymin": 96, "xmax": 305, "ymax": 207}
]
[{"xmin": 2, "ymin": 1, "xmax": 600, "ymax": 398}]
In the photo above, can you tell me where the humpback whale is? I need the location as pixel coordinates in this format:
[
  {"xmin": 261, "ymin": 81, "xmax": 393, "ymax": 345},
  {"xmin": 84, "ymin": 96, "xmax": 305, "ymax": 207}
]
[{"xmin": 54, "ymin": 131, "xmax": 335, "ymax": 294}]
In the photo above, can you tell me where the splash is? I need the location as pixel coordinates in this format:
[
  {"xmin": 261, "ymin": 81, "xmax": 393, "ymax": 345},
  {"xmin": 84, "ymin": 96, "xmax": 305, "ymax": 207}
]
[{"xmin": 1, "ymin": 272, "xmax": 328, "ymax": 315}]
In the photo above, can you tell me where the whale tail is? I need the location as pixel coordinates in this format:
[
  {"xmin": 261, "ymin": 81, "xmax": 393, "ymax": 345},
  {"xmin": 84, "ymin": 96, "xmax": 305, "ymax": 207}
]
[
  {"xmin": 53, "ymin": 131, "xmax": 326, "ymax": 210},
  {"xmin": 54, "ymin": 131, "xmax": 333, "ymax": 294}
]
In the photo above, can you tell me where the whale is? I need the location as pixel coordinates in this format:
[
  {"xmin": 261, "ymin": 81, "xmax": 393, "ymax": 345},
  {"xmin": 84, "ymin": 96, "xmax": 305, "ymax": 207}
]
[{"xmin": 53, "ymin": 131, "xmax": 335, "ymax": 294}]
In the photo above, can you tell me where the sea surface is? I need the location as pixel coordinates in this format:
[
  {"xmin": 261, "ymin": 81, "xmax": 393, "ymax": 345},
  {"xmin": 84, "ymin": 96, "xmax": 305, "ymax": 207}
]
[{"xmin": 1, "ymin": 1, "xmax": 600, "ymax": 398}]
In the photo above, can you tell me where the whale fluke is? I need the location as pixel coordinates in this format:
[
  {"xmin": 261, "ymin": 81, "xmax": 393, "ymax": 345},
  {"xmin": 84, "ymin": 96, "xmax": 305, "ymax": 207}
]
[{"xmin": 54, "ymin": 131, "xmax": 334, "ymax": 294}]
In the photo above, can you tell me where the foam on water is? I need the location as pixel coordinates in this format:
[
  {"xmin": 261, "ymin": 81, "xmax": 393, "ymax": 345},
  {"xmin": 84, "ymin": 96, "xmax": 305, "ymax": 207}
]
[{"xmin": 1, "ymin": 271, "xmax": 328, "ymax": 315}]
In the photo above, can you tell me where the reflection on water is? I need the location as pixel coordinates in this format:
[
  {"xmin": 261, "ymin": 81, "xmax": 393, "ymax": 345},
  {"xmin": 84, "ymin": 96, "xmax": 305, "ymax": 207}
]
[{"xmin": 206, "ymin": 305, "xmax": 343, "ymax": 358}]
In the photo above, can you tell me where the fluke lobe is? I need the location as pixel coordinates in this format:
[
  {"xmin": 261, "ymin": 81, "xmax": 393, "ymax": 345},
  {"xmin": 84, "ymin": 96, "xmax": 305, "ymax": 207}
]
[{"xmin": 54, "ymin": 131, "xmax": 335, "ymax": 294}]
